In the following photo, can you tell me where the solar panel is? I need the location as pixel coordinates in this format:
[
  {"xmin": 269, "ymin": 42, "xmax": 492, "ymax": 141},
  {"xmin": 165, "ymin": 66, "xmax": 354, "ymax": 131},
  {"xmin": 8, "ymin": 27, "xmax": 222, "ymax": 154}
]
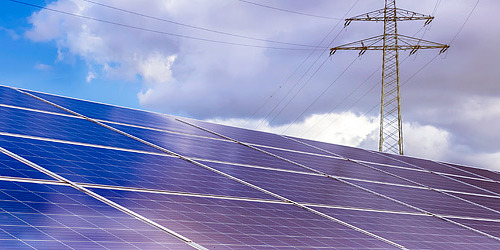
[
  {"xmin": 362, "ymin": 161, "xmax": 495, "ymax": 195},
  {"xmin": 445, "ymin": 162, "xmax": 500, "ymax": 182},
  {"xmin": 0, "ymin": 135, "xmax": 277, "ymax": 201},
  {"xmin": 202, "ymin": 161, "xmax": 414, "ymax": 212},
  {"xmin": 350, "ymin": 180, "xmax": 500, "ymax": 220},
  {"xmin": 314, "ymin": 207, "xmax": 500, "ymax": 249},
  {"xmin": 257, "ymin": 146, "xmax": 413, "ymax": 185},
  {"xmin": 0, "ymin": 151, "xmax": 54, "ymax": 181},
  {"xmin": 23, "ymin": 89, "xmax": 220, "ymax": 139},
  {"xmin": 0, "ymin": 180, "xmax": 189, "ymax": 249},
  {"xmin": 0, "ymin": 86, "xmax": 66, "ymax": 114},
  {"xmin": 90, "ymin": 188, "xmax": 398, "ymax": 249},
  {"xmin": 0, "ymin": 85, "xmax": 498, "ymax": 248},
  {"xmin": 107, "ymin": 123, "xmax": 312, "ymax": 173}
]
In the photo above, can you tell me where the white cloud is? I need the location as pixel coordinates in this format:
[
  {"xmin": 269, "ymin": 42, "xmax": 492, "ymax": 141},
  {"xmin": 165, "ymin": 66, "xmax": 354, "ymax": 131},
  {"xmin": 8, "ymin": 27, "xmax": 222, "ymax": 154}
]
[
  {"xmin": 208, "ymin": 112, "xmax": 379, "ymax": 146},
  {"xmin": 86, "ymin": 71, "xmax": 96, "ymax": 83},
  {"xmin": 34, "ymin": 63, "xmax": 53, "ymax": 71}
]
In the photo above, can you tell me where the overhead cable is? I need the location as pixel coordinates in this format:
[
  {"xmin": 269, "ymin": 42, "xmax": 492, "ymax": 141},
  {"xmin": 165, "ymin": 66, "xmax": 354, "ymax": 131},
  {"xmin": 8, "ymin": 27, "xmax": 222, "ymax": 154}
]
[
  {"xmin": 234, "ymin": 0, "xmax": 343, "ymax": 20},
  {"xmin": 7, "ymin": 0, "xmax": 324, "ymax": 50},
  {"xmin": 81, "ymin": 0, "xmax": 322, "ymax": 48}
]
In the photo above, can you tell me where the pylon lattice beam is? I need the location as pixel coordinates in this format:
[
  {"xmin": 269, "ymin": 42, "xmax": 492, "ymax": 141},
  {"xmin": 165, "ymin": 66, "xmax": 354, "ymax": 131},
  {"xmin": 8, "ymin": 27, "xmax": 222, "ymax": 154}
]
[{"xmin": 329, "ymin": 0, "xmax": 449, "ymax": 155}]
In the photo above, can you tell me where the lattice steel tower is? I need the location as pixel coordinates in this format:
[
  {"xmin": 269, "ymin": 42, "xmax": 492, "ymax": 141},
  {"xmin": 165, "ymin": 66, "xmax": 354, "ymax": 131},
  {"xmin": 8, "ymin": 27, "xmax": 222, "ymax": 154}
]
[{"xmin": 330, "ymin": 0, "xmax": 449, "ymax": 155}]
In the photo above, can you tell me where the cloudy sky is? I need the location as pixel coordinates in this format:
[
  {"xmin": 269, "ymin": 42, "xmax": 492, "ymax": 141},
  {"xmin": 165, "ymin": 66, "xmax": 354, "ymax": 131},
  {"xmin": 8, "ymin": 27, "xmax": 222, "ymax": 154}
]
[{"xmin": 1, "ymin": 0, "xmax": 498, "ymax": 170}]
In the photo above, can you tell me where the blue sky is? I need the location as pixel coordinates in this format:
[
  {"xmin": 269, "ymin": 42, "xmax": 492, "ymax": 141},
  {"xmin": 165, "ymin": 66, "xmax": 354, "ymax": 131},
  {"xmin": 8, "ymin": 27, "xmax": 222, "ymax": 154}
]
[
  {"xmin": 1, "ymin": 0, "xmax": 499, "ymax": 170},
  {"xmin": 0, "ymin": 0, "xmax": 142, "ymax": 108}
]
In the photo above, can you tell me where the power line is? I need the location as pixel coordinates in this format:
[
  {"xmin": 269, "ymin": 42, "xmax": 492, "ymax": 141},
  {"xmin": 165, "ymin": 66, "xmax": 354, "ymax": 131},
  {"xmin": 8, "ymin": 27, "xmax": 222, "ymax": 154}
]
[
  {"xmin": 81, "ymin": 0, "xmax": 322, "ymax": 48},
  {"xmin": 7, "ymin": 0, "xmax": 324, "ymax": 50},
  {"xmin": 449, "ymin": 0, "xmax": 480, "ymax": 45},
  {"xmin": 234, "ymin": 0, "xmax": 343, "ymax": 20},
  {"xmin": 280, "ymin": 56, "xmax": 359, "ymax": 134},
  {"xmin": 253, "ymin": 0, "xmax": 361, "ymax": 130}
]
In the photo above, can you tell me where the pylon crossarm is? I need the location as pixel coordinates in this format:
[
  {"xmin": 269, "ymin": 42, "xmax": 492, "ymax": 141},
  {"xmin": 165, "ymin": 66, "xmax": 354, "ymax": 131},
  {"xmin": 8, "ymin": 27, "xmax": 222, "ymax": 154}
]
[
  {"xmin": 330, "ymin": 34, "xmax": 449, "ymax": 55},
  {"xmin": 345, "ymin": 8, "xmax": 433, "ymax": 27}
]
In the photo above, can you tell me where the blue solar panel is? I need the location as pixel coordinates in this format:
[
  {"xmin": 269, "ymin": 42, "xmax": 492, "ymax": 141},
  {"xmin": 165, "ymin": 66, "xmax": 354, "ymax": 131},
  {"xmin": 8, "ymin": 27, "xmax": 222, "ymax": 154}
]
[
  {"xmin": 351, "ymin": 180, "xmax": 500, "ymax": 220},
  {"xmin": 291, "ymin": 136, "xmax": 420, "ymax": 168},
  {"xmin": 258, "ymin": 146, "xmax": 413, "ymax": 186},
  {"xmin": 0, "ymin": 106, "xmax": 160, "ymax": 153},
  {"xmin": 92, "ymin": 188, "xmax": 398, "ymax": 249},
  {"xmin": 182, "ymin": 118, "xmax": 329, "ymax": 155},
  {"xmin": 23, "ymin": 90, "xmax": 220, "ymax": 139},
  {"xmin": 109, "ymin": 123, "xmax": 311, "ymax": 172},
  {"xmin": 451, "ymin": 193, "xmax": 500, "ymax": 213},
  {"xmin": 0, "ymin": 150, "xmax": 54, "ymax": 181},
  {"xmin": 314, "ymin": 207, "xmax": 500, "ymax": 249},
  {"xmin": 448, "ymin": 175, "xmax": 500, "ymax": 195},
  {"xmin": 0, "ymin": 135, "xmax": 277, "ymax": 200},
  {"xmin": 445, "ymin": 163, "xmax": 500, "ymax": 182},
  {"xmin": 452, "ymin": 218, "xmax": 500, "ymax": 238},
  {"xmin": 0, "ymin": 86, "xmax": 66, "ymax": 114},
  {"xmin": 363, "ymin": 162, "xmax": 493, "ymax": 195},
  {"xmin": 387, "ymin": 153, "xmax": 483, "ymax": 179},
  {"xmin": 202, "ymin": 161, "xmax": 414, "ymax": 212},
  {"xmin": 0, "ymin": 180, "xmax": 189, "ymax": 249}
]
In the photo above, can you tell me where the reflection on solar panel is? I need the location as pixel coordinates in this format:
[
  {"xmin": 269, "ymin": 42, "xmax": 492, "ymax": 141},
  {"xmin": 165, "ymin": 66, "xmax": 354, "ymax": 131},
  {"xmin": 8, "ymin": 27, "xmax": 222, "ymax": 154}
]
[{"xmin": 1, "ymin": 84, "xmax": 499, "ymax": 249}]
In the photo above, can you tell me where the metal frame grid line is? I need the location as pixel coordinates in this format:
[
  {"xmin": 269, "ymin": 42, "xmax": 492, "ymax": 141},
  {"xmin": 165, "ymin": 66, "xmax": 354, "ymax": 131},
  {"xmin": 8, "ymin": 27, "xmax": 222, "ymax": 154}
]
[
  {"xmin": 14, "ymin": 87, "xmax": 408, "ymax": 249},
  {"xmin": 3, "ymin": 175, "xmax": 500, "ymax": 225},
  {"xmin": 174, "ymin": 119, "xmax": 499, "ymax": 241},
  {"xmin": 368, "ymin": 150, "xmax": 500, "ymax": 197},
  {"xmin": 282, "ymin": 135, "xmax": 500, "ymax": 214},
  {"xmin": 2, "ymin": 130, "xmax": 497, "ymax": 204},
  {"xmin": 0, "ymin": 146, "xmax": 204, "ymax": 249},
  {"xmin": 282, "ymin": 135, "xmax": 500, "ymax": 239}
]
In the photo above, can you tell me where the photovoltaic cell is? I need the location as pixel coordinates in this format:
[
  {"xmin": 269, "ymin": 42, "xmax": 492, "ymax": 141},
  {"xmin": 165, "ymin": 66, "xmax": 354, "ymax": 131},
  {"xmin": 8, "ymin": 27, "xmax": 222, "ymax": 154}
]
[
  {"xmin": 24, "ymin": 90, "xmax": 219, "ymax": 139},
  {"xmin": 109, "ymin": 123, "xmax": 310, "ymax": 172},
  {"xmin": 387, "ymin": 153, "xmax": 482, "ymax": 179},
  {"xmin": 452, "ymin": 218, "xmax": 500, "ymax": 238},
  {"xmin": 451, "ymin": 193, "xmax": 500, "ymax": 213},
  {"xmin": 314, "ymin": 207, "xmax": 500, "ymax": 249},
  {"xmin": 0, "ymin": 106, "xmax": 160, "ymax": 153},
  {"xmin": 351, "ymin": 180, "xmax": 500, "ymax": 220},
  {"xmin": 446, "ymin": 162, "xmax": 500, "ymax": 182},
  {"xmin": 258, "ymin": 147, "xmax": 412, "ymax": 186},
  {"xmin": 0, "ymin": 135, "xmax": 276, "ymax": 200},
  {"xmin": 92, "ymin": 188, "xmax": 398, "ymax": 249},
  {"xmin": 0, "ymin": 151, "xmax": 54, "ymax": 181},
  {"xmin": 449, "ymin": 175, "xmax": 500, "ymax": 195},
  {"xmin": 0, "ymin": 86, "xmax": 66, "ymax": 115},
  {"xmin": 291, "ymin": 136, "xmax": 415, "ymax": 168},
  {"xmin": 0, "ymin": 180, "xmax": 189, "ymax": 249},
  {"xmin": 364, "ymin": 162, "xmax": 493, "ymax": 195},
  {"xmin": 182, "ymin": 118, "xmax": 328, "ymax": 155},
  {"xmin": 202, "ymin": 161, "xmax": 414, "ymax": 212}
]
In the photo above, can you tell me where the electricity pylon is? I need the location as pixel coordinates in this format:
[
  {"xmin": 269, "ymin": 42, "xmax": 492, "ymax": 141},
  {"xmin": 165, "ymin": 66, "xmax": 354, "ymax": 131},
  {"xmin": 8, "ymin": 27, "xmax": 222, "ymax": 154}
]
[{"xmin": 330, "ymin": 0, "xmax": 449, "ymax": 155}]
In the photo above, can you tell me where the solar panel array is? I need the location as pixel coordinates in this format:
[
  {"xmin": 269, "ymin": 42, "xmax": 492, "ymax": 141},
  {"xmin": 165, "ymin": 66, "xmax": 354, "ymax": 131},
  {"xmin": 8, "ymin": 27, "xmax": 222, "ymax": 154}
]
[{"xmin": 0, "ymin": 84, "xmax": 499, "ymax": 249}]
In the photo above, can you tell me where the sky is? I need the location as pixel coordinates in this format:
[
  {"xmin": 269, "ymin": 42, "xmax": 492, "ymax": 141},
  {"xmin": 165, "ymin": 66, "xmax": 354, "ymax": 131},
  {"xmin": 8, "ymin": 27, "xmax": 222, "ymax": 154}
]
[{"xmin": 1, "ymin": 0, "xmax": 499, "ymax": 171}]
